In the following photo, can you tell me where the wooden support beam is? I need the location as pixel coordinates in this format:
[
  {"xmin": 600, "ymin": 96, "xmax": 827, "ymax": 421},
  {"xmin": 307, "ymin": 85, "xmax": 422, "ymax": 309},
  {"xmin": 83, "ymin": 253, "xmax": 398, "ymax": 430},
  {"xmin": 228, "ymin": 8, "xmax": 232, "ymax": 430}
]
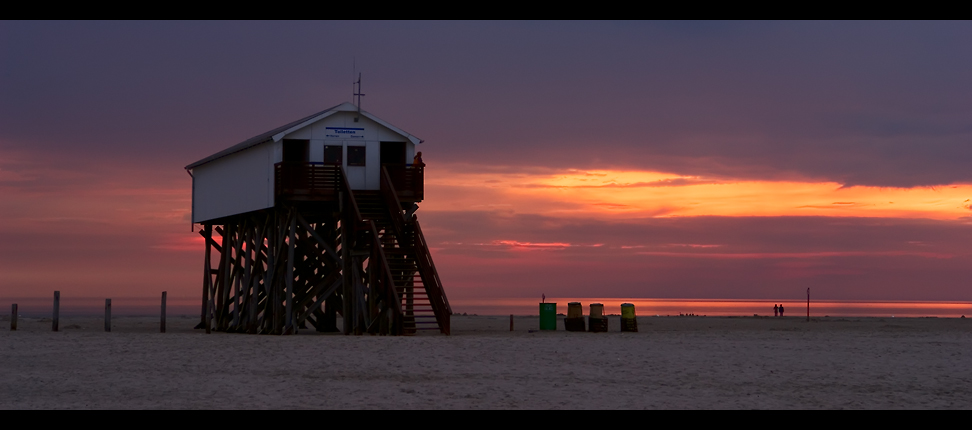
[
  {"xmin": 202, "ymin": 224, "xmax": 213, "ymax": 334},
  {"xmin": 213, "ymin": 223, "xmax": 230, "ymax": 330},
  {"xmin": 341, "ymin": 218, "xmax": 352, "ymax": 335},
  {"xmin": 285, "ymin": 211, "xmax": 296, "ymax": 334},
  {"xmin": 297, "ymin": 212, "xmax": 342, "ymax": 264},
  {"xmin": 296, "ymin": 275, "xmax": 343, "ymax": 323},
  {"xmin": 198, "ymin": 229, "xmax": 223, "ymax": 253},
  {"xmin": 231, "ymin": 222, "xmax": 247, "ymax": 330},
  {"xmin": 264, "ymin": 213, "xmax": 278, "ymax": 335}
]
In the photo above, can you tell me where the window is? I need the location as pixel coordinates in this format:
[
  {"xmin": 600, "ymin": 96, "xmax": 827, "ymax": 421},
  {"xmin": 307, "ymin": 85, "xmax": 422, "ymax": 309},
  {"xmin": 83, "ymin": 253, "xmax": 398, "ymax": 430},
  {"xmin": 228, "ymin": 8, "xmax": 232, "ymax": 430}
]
[
  {"xmin": 282, "ymin": 139, "xmax": 309, "ymax": 162},
  {"xmin": 347, "ymin": 146, "xmax": 366, "ymax": 166},
  {"xmin": 324, "ymin": 145, "xmax": 343, "ymax": 164},
  {"xmin": 380, "ymin": 141, "xmax": 406, "ymax": 165}
]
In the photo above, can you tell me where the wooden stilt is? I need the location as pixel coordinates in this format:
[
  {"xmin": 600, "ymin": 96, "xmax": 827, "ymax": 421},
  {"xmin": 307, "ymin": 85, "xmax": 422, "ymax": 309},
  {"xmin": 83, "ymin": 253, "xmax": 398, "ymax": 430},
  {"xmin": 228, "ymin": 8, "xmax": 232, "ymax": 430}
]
[
  {"xmin": 194, "ymin": 166, "xmax": 449, "ymax": 337},
  {"xmin": 203, "ymin": 224, "xmax": 213, "ymax": 334},
  {"xmin": 285, "ymin": 212, "xmax": 296, "ymax": 334}
]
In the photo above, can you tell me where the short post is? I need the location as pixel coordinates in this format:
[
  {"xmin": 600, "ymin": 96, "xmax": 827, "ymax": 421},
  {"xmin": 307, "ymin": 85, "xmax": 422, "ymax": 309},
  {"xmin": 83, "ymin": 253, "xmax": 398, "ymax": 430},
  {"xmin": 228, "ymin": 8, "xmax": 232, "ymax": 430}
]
[
  {"xmin": 52, "ymin": 291, "xmax": 60, "ymax": 332},
  {"xmin": 105, "ymin": 299, "xmax": 111, "ymax": 332},
  {"xmin": 160, "ymin": 291, "xmax": 167, "ymax": 333},
  {"xmin": 206, "ymin": 301, "xmax": 212, "ymax": 334},
  {"xmin": 10, "ymin": 304, "xmax": 17, "ymax": 331},
  {"xmin": 509, "ymin": 314, "xmax": 513, "ymax": 331}
]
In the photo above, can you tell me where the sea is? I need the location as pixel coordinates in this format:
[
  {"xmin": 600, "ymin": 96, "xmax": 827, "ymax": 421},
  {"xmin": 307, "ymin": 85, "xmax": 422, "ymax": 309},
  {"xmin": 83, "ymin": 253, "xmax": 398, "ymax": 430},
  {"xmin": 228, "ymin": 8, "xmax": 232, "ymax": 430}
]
[
  {"xmin": 451, "ymin": 297, "xmax": 972, "ymax": 318},
  {"xmin": 3, "ymin": 296, "xmax": 970, "ymax": 318}
]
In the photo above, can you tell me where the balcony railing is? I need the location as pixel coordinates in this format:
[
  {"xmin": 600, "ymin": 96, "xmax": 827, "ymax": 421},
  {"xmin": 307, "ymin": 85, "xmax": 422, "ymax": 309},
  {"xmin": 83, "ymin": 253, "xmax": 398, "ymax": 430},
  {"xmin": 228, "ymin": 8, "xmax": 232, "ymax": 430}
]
[
  {"xmin": 274, "ymin": 162, "xmax": 423, "ymax": 202},
  {"xmin": 274, "ymin": 162, "xmax": 342, "ymax": 201},
  {"xmin": 383, "ymin": 164, "xmax": 424, "ymax": 202}
]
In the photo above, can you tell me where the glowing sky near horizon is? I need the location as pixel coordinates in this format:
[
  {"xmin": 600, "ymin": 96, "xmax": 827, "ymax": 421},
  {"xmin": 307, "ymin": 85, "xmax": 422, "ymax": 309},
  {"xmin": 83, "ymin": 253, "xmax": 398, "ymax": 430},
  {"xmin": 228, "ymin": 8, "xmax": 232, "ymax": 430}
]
[{"xmin": 1, "ymin": 21, "xmax": 971, "ymax": 312}]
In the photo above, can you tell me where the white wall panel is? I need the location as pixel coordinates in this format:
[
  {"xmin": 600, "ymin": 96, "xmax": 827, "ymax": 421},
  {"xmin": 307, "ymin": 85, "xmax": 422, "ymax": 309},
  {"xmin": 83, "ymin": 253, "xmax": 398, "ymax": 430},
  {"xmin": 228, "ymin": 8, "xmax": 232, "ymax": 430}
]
[
  {"xmin": 309, "ymin": 139, "xmax": 324, "ymax": 162},
  {"xmin": 192, "ymin": 143, "xmax": 273, "ymax": 223}
]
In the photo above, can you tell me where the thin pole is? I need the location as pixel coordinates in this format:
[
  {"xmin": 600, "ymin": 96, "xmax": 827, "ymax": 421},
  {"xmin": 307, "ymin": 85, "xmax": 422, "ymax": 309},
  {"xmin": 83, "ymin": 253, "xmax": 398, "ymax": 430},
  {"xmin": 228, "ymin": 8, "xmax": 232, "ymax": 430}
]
[
  {"xmin": 10, "ymin": 304, "xmax": 17, "ymax": 331},
  {"xmin": 52, "ymin": 291, "xmax": 60, "ymax": 332},
  {"xmin": 807, "ymin": 288, "xmax": 810, "ymax": 322},
  {"xmin": 510, "ymin": 314, "xmax": 514, "ymax": 331},
  {"xmin": 161, "ymin": 291, "xmax": 167, "ymax": 333},
  {"xmin": 105, "ymin": 299, "xmax": 111, "ymax": 332}
]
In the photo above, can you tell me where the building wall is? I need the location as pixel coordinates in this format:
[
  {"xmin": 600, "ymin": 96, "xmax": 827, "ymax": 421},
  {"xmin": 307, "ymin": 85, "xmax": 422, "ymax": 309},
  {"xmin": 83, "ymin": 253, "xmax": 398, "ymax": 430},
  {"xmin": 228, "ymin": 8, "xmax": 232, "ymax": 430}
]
[
  {"xmin": 282, "ymin": 111, "xmax": 415, "ymax": 190},
  {"xmin": 191, "ymin": 109, "xmax": 417, "ymax": 222},
  {"xmin": 192, "ymin": 142, "xmax": 274, "ymax": 223}
]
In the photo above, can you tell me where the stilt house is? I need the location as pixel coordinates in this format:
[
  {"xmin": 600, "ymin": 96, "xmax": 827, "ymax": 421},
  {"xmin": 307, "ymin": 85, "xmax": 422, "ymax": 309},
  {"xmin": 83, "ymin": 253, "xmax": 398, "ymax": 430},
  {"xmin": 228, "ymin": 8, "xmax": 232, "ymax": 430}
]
[{"xmin": 186, "ymin": 102, "xmax": 450, "ymax": 335}]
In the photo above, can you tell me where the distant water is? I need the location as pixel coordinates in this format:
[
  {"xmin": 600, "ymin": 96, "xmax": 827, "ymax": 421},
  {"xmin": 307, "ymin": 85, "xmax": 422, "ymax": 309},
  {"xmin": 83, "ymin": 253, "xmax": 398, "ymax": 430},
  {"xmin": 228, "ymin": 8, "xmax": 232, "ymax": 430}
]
[
  {"xmin": 451, "ymin": 298, "xmax": 972, "ymax": 318},
  {"xmin": 4, "ymin": 296, "xmax": 970, "ymax": 318}
]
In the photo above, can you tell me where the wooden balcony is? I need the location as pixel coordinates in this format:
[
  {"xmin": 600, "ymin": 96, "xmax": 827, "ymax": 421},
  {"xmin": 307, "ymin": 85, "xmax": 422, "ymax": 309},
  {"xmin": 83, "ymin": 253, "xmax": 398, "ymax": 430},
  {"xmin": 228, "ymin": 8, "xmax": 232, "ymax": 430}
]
[
  {"xmin": 274, "ymin": 162, "xmax": 342, "ymax": 201},
  {"xmin": 274, "ymin": 162, "xmax": 423, "ymax": 203},
  {"xmin": 383, "ymin": 164, "xmax": 424, "ymax": 203}
]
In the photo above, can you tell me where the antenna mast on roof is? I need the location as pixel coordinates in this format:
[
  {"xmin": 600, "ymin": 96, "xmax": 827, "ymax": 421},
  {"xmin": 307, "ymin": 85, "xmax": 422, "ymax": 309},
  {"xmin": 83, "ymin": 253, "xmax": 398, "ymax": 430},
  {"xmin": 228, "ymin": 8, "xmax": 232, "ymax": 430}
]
[
  {"xmin": 353, "ymin": 73, "xmax": 364, "ymax": 111},
  {"xmin": 352, "ymin": 58, "xmax": 364, "ymax": 122}
]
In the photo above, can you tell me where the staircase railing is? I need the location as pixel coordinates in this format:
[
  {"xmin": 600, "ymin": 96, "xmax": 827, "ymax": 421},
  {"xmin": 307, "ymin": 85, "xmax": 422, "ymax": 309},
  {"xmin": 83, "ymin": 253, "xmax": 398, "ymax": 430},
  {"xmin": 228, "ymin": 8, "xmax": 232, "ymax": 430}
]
[
  {"xmin": 379, "ymin": 166, "xmax": 408, "ymax": 240},
  {"xmin": 383, "ymin": 164, "xmax": 424, "ymax": 201},
  {"xmin": 380, "ymin": 166, "xmax": 451, "ymax": 335},
  {"xmin": 410, "ymin": 218, "xmax": 451, "ymax": 334},
  {"xmin": 337, "ymin": 165, "xmax": 365, "ymax": 231}
]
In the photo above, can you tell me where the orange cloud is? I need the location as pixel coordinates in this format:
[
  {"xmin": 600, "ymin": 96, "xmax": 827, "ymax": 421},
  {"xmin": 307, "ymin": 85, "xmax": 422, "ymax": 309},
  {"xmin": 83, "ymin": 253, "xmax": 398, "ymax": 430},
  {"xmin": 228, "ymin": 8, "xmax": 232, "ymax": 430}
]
[{"xmin": 425, "ymin": 163, "xmax": 972, "ymax": 220}]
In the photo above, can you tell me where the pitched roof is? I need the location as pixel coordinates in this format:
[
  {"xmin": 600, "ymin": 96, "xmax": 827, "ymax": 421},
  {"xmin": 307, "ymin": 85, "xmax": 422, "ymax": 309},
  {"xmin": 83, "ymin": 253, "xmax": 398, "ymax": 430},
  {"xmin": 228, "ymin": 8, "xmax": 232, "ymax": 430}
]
[{"xmin": 185, "ymin": 102, "xmax": 423, "ymax": 170}]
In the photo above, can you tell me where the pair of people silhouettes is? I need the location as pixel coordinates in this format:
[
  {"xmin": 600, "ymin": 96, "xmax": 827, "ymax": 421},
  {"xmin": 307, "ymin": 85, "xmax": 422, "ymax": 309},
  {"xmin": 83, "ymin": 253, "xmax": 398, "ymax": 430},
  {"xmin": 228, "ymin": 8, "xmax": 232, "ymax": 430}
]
[{"xmin": 774, "ymin": 304, "xmax": 785, "ymax": 317}]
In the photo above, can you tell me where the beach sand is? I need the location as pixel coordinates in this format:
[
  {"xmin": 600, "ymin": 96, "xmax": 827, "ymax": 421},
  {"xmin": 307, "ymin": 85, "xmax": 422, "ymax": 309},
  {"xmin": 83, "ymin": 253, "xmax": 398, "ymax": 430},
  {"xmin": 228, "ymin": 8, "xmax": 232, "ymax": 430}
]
[{"xmin": 0, "ymin": 314, "xmax": 969, "ymax": 409}]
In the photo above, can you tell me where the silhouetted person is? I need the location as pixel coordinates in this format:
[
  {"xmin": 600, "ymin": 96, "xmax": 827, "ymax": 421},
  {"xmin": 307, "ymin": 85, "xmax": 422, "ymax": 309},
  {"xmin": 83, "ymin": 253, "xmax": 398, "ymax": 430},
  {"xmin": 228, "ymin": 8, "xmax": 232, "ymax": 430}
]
[
  {"xmin": 774, "ymin": 304, "xmax": 779, "ymax": 317},
  {"xmin": 779, "ymin": 304, "xmax": 785, "ymax": 317},
  {"xmin": 413, "ymin": 151, "xmax": 424, "ymax": 166}
]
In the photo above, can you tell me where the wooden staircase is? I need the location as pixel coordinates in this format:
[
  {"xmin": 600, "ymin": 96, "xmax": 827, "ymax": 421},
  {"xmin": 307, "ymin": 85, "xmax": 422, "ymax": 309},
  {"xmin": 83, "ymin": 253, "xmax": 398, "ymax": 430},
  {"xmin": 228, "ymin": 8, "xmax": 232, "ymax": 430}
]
[{"xmin": 353, "ymin": 187, "xmax": 450, "ymax": 335}]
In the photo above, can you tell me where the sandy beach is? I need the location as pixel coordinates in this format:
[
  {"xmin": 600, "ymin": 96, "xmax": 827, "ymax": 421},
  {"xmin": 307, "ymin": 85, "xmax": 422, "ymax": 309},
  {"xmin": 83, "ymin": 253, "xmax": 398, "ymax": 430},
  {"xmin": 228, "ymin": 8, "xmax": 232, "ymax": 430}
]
[{"xmin": 1, "ymin": 314, "xmax": 969, "ymax": 409}]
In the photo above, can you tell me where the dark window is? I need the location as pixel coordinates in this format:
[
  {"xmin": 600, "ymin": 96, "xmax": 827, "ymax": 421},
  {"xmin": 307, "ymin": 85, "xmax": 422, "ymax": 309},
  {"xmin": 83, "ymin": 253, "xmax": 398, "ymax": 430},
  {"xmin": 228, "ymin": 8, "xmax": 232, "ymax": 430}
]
[
  {"xmin": 380, "ymin": 141, "xmax": 406, "ymax": 165},
  {"xmin": 324, "ymin": 145, "xmax": 343, "ymax": 164},
  {"xmin": 347, "ymin": 146, "xmax": 366, "ymax": 166},
  {"xmin": 282, "ymin": 139, "xmax": 309, "ymax": 162}
]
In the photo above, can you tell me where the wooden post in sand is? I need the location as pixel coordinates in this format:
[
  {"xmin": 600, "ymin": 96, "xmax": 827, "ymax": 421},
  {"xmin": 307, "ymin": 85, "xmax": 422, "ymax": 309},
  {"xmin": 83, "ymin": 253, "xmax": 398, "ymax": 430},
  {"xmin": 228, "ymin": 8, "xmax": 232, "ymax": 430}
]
[
  {"xmin": 161, "ymin": 291, "xmax": 167, "ymax": 333},
  {"xmin": 52, "ymin": 291, "xmax": 60, "ymax": 332},
  {"xmin": 105, "ymin": 299, "xmax": 111, "ymax": 332},
  {"xmin": 10, "ymin": 304, "xmax": 17, "ymax": 331},
  {"xmin": 510, "ymin": 314, "xmax": 514, "ymax": 331},
  {"xmin": 807, "ymin": 288, "xmax": 810, "ymax": 322}
]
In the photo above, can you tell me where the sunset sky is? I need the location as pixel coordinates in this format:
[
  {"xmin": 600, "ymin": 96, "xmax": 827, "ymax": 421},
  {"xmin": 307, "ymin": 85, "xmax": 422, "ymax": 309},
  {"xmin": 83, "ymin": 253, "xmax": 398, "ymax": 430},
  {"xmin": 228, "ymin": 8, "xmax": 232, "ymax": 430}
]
[{"xmin": 2, "ymin": 21, "xmax": 970, "ymax": 313}]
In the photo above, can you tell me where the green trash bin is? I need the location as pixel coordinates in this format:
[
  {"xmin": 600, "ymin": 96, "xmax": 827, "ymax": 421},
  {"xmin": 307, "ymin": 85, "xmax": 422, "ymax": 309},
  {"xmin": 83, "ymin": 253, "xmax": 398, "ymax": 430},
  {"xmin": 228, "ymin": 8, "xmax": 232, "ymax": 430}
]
[{"xmin": 539, "ymin": 303, "xmax": 557, "ymax": 330}]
